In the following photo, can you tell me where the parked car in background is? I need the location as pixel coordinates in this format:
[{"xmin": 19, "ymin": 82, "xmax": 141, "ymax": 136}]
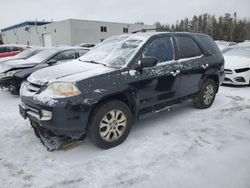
[
  {"xmin": 223, "ymin": 46, "xmax": 250, "ymax": 85},
  {"xmin": 76, "ymin": 43, "xmax": 96, "ymax": 48},
  {"xmin": 0, "ymin": 44, "xmax": 27, "ymax": 58},
  {"xmin": 0, "ymin": 47, "xmax": 44, "ymax": 64},
  {"xmin": 238, "ymin": 40, "xmax": 250, "ymax": 47},
  {"xmin": 0, "ymin": 47, "xmax": 89, "ymax": 94},
  {"xmin": 215, "ymin": 40, "xmax": 237, "ymax": 51},
  {"xmin": 19, "ymin": 32, "xmax": 224, "ymax": 151}
]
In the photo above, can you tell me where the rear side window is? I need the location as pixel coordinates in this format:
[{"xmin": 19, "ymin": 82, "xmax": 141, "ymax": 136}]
[
  {"xmin": 143, "ymin": 37, "xmax": 174, "ymax": 63},
  {"xmin": 78, "ymin": 49, "xmax": 89, "ymax": 57},
  {"xmin": 53, "ymin": 50, "xmax": 76, "ymax": 61},
  {"xmin": 196, "ymin": 35, "xmax": 221, "ymax": 55},
  {"xmin": 176, "ymin": 36, "xmax": 203, "ymax": 59},
  {"xmin": 0, "ymin": 47, "xmax": 9, "ymax": 53}
]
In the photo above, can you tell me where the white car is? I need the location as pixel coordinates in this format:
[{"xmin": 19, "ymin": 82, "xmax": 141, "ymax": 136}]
[
  {"xmin": 215, "ymin": 40, "xmax": 237, "ymax": 51},
  {"xmin": 223, "ymin": 46, "xmax": 250, "ymax": 86}
]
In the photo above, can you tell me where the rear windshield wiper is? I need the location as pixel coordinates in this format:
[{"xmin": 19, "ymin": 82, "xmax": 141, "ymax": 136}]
[{"xmin": 78, "ymin": 59, "xmax": 107, "ymax": 67}]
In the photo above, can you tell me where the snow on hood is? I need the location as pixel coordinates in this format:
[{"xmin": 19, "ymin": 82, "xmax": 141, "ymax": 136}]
[
  {"xmin": 0, "ymin": 59, "xmax": 38, "ymax": 73},
  {"xmin": 28, "ymin": 59, "xmax": 115, "ymax": 85},
  {"xmin": 224, "ymin": 55, "xmax": 250, "ymax": 69},
  {"xmin": 0, "ymin": 56, "xmax": 17, "ymax": 64}
]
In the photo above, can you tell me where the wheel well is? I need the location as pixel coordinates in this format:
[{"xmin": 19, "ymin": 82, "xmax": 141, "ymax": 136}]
[
  {"xmin": 206, "ymin": 74, "xmax": 219, "ymax": 92},
  {"xmin": 86, "ymin": 92, "xmax": 137, "ymax": 131}
]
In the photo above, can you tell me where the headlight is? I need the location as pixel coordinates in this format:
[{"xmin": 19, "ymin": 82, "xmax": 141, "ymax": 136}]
[{"xmin": 41, "ymin": 82, "xmax": 81, "ymax": 98}]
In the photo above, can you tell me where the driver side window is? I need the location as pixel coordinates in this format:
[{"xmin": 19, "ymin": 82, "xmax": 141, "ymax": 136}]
[
  {"xmin": 53, "ymin": 50, "xmax": 76, "ymax": 61},
  {"xmin": 143, "ymin": 37, "xmax": 174, "ymax": 63}
]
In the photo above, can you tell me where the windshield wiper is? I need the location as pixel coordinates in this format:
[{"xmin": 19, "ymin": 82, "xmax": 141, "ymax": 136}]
[{"xmin": 78, "ymin": 59, "xmax": 107, "ymax": 67}]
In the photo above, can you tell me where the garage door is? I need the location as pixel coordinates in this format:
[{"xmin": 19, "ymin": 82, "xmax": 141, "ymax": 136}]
[{"xmin": 43, "ymin": 33, "xmax": 52, "ymax": 47}]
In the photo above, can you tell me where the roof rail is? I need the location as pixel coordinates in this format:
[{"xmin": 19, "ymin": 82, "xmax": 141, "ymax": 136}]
[{"xmin": 132, "ymin": 28, "xmax": 158, "ymax": 34}]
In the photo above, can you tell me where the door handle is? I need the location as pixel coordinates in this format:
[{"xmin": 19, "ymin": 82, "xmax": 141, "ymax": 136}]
[
  {"xmin": 170, "ymin": 70, "xmax": 181, "ymax": 77},
  {"xmin": 202, "ymin": 64, "xmax": 209, "ymax": 69}
]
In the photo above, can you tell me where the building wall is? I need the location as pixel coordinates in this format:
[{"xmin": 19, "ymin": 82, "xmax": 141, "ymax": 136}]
[
  {"xmin": 2, "ymin": 19, "xmax": 154, "ymax": 46},
  {"xmin": 69, "ymin": 19, "xmax": 154, "ymax": 45}
]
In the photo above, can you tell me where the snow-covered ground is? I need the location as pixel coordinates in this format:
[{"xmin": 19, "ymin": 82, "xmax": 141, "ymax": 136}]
[{"xmin": 0, "ymin": 86, "xmax": 250, "ymax": 188}]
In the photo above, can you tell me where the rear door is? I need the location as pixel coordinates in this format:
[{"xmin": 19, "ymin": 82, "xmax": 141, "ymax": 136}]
[{"xmin": 175, "ymin": 35, "xmax": 205, "ymax": 97}]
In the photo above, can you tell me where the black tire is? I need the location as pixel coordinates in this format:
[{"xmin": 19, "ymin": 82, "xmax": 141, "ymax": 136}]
[
  {"xmin": 87, "ymin": 100, "xmax": 132, "ymax": 149},
  {"xmin": 194, "ymin": 79, "xmax": 217, "ymax": 109}
]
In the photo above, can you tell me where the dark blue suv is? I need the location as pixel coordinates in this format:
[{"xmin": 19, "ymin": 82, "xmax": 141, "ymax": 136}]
[{"xmin": 19, "ymin": 32, "xmax": 225, "ymax": 150}]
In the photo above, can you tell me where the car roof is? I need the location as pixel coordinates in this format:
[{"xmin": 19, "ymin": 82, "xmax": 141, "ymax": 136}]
[
  {"xmin": 125, "ymin": 31, "xmax": 209, "ymax": 38},
  {"xmin": 0, "ymin": 44, "xmax": 27, "ymax": 48}
]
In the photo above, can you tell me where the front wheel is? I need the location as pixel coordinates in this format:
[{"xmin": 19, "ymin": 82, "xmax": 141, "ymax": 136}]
[
  {"xmin": 194, "ymin": 79, "xmax": 217, "ymax": 109},
  {"xmin": 87, "ymin": 100, "xmax": 132, "ymax": 149}
]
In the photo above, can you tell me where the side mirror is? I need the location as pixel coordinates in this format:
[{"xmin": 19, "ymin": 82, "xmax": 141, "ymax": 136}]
[
  {"xmin": 138, "ymin": 57, "xmax": 158, "ymax": 68},
  {"xmin": 47, "ymin": 59, "xmax": 57, "ymax": 65}
]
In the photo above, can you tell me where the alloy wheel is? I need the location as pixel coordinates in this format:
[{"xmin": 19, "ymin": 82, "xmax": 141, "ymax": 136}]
[
  {"xmin": 99, "ymin": 110, "xmax": 127, "ymax": 142},
  {"xmin": 203, "ymin": 84, "xmax": 215, "ymax": 105}
]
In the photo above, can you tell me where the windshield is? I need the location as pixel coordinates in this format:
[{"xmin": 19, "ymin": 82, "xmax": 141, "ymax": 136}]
[
  {"xmin": 79, "ymin": 35, "xmax": 149, "ymax": 68},
  {"xmin": 15, "ymin": 48, "xmax": 37, "ymax": 58},
  {"xmin": 27, "ymin": 49, "xmax": 59, "ymax": 63},
  {"xmin": 223, "ymin": 47, "xmax": 250, "ymax": 58}
]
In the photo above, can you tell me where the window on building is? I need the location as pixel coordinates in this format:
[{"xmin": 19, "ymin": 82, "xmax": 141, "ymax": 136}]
[
  {"xmin": 123, "ymin": 28, "xmax": 129, "ymax": 33},
  {"xmin": 176, "ymin": 36, "xmax": 203, "ymax": 59},
  {"xmin": 101, "ymin": 26, "xmax": 107, "ymax": 32},
  {"xmin": 143, "ymin": 37, "xmax": 174, "ymax": 63}
]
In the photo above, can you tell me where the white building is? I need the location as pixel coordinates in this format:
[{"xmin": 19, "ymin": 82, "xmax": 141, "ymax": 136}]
[{"xmin": 1, "ymin": 19, "xmax": 154, "ymax": 46}]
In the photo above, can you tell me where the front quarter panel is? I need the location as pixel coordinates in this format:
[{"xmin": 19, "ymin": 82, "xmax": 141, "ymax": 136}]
[{"xmin": 14, "ymin": 64, "xmax": 49, "ymax": 80}]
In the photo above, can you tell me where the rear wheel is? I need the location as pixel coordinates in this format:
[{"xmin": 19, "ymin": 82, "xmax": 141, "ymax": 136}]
[
  {"xmin": 87, "ymin": 100, "xmax": 132, "ymax": 149},
  {"xmin": 194, "ymin": 79, "xmax": 217, "ymax": 109}
]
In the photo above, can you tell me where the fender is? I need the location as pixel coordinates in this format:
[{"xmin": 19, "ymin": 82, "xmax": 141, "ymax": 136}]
[{"xmin": 14, "ymin": 64, "xmax": 49, "ymax": 80}]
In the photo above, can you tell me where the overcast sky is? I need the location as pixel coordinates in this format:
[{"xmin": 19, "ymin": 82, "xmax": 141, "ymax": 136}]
[{"xmin": 1, "ymin": 0, "xmax": 250, "ymax": 29}]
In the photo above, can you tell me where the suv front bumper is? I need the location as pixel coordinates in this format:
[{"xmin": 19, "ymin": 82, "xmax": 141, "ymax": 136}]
[{"xmin": 20, "ymin": 95, "xmax": 92, "ymax": 139}]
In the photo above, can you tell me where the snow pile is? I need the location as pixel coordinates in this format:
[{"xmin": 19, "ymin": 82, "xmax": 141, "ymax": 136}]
[{"xmin": 0, "ymin": 86, "xmax": 250, "ymax": 188}]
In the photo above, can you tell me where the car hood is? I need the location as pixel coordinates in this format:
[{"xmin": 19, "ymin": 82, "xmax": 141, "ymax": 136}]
[
  {"xmin": 0, "ymin": 56, "xmax": 20, "ymax": 64},
  {"xmin": 224, "ymin": 55, "xmax": 250, "ymax": 69},
  {"xmin": 28, "ymin": 59, "xmax": 116, "ymax": 85},
  {"xmin": 0, "ymin": 59, "xmax": 38, "ymax": 73}
]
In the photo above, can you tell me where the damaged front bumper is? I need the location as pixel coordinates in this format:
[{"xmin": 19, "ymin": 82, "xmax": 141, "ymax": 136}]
[
  {"xmin": 19, "ymin": 95, "xmax": 91, "ymax": 151},
  {"xmin": 0, "ymin": 75, "xmax": 21, "ymax": 94}
]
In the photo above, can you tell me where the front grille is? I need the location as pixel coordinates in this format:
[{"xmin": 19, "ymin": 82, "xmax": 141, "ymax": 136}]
[
  {"xmin": 224, "ymin": 69, "xmax": 233, "ymax": 74},
  {"xmin": 235, "ymin": 68, "xmax": 250, "ymax": 73}
]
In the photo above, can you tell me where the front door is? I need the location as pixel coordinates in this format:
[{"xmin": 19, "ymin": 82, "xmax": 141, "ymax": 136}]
[{"xmin": 131, "ymin": 36, "xmax": 181, "ymax": 112}]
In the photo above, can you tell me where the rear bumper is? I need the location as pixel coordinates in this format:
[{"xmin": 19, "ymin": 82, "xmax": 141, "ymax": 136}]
[{"xmin": 20, "ymin": 95, "xmax": 92, "ymax": 139}]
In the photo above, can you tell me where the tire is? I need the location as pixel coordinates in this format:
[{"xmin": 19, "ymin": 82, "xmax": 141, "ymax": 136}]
[
  {"xmin": 87, "ymin": 100, "xmax": 132, "ymax": 149},
  {"xmin": 193, "ymin": 79, "xmax": 217, "ymax": 109}
]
